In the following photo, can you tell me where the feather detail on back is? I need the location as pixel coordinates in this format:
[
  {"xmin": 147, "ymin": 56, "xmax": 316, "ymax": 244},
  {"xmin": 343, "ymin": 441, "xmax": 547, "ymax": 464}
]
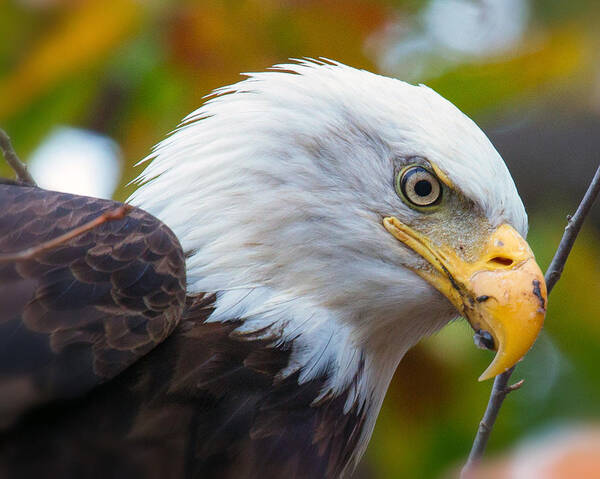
[{"xmin": 1, "ymin": 294, "xmax": 368, "ymax": 478}]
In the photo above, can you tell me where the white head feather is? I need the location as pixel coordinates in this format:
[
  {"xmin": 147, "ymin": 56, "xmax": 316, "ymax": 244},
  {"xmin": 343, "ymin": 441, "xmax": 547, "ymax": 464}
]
[{"xmin": 129, "ymin": 59, "xmax": 526, "ymax": 467}]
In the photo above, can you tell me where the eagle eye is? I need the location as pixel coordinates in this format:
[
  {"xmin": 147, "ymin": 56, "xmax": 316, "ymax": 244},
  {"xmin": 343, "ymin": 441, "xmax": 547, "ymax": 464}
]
[{"xmin": 397, "ymin": 166, "xmax": 442, "ymax": 207}]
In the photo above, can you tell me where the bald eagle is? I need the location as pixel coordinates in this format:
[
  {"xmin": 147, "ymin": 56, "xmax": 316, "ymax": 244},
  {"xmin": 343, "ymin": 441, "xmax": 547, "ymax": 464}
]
[{"xmin": 0, "ymin": 60, "xmax": 546, "ymax": 478}]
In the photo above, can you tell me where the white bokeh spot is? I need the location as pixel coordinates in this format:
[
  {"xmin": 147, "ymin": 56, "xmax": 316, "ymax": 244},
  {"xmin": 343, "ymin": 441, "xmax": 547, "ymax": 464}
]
[
  {"xmin": 369, "ymin": 0, "xmax": 530, "ymax": 81},
  {"xmin": 28, "ymin": 126, "xmax": 122, "ymax": 199}
]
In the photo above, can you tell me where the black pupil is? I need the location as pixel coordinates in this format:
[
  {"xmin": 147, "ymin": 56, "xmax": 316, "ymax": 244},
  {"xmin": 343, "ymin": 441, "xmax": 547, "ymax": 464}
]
[{"xmin": 414, "ymin": 179, "xmax": 432, "ymax": 197}]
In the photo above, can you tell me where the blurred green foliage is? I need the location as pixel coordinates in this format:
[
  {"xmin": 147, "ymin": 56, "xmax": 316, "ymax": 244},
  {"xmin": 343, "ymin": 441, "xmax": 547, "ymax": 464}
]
[{"xmin": 1, "ymin": 1, "xmax": 600, "ymax": 477}]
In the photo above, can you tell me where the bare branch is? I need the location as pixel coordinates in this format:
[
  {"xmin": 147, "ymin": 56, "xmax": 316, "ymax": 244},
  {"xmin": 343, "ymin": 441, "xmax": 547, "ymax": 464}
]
[
  {"xmin": 545, "ymin": 165, "xmax": 600, "ymax": 293},
  {"xmin": 0, "ymin": 205, "xmax": 132, "ymax": 263},
  {"xmin": 461, "ymin": 163, "xmax": 600, "ymax": 477},
  {"xmin": 462, "ymin": 366, "xmax": 515, "ymax": 477},
  {"xmin": 0, "ymin": 127, "xmax": 36, "ymax": 186}
]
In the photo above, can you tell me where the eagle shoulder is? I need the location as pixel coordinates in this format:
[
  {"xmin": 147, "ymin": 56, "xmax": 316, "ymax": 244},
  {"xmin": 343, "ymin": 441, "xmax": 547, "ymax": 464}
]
[{"xmin": 0, "ymin": 184, "xmax": 186, "ymax": 428}]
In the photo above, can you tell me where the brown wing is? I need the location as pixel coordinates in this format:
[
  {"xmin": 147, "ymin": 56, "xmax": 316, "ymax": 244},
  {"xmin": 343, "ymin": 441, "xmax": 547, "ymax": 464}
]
[
  {"xmin": 0, "ymin": 295, "xmax": 367, "ymax": 479},
  {"xmin": 0, "ymin": 183, "xmax": 186, "ymax": 428}
]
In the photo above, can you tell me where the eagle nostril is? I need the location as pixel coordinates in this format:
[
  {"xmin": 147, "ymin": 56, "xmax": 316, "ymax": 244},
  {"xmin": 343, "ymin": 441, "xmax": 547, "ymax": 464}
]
[{"xmin": 489, "ymin": 256, "xmax": 514, "ymax": 267}]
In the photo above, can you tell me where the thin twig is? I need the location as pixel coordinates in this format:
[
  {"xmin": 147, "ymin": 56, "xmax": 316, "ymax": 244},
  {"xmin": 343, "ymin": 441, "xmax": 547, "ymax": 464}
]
[
  {"xmin": 545, "ymin": 165, "xmax": 600, "ymax": 292},
  {"xmin": 461, "ymin": 163, "xmax": 600, "ymax": 477},
  {"xmin": 0, "ymin": 205, "xmax": 132, "ymax": 263},
  {"xmin": 505, "ymin": 379, "xmax": 525, "ymax": 393},
  {"xmin": 0, "ymin": 128, "xmax": 36, "ymax": 186},
  {"xmin": 462, "ymin": 366, "xmax": 515, "ymax": 476}
]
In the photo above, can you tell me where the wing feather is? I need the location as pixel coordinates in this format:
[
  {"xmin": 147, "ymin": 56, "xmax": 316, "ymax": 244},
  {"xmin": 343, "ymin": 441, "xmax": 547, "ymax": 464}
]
[{"xmin": 0, "ymin": 184, "xmax": 186, "ymax": 428}]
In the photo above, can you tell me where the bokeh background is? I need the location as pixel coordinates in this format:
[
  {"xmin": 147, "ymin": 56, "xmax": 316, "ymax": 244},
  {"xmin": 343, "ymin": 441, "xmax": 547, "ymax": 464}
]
[{"xmin": 2, "ymin": 0, "xmax": 600, "ymax": 477}]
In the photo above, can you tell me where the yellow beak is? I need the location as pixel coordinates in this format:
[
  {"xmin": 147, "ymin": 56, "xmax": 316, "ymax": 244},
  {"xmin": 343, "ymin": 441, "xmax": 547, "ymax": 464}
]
[{"xmin": 383, "ymin": 217, "xmax": 547, "ymax": 381}]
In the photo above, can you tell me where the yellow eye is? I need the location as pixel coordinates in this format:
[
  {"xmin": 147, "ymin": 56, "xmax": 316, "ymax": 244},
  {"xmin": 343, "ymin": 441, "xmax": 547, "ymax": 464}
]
[{"xmin": 397, "ymin": 166, "xmax": 442, "ymax": 207}]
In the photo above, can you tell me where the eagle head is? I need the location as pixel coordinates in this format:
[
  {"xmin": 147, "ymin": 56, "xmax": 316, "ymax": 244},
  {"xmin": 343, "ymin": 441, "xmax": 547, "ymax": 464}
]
[{"xmin": 130, "ymin": 59, "xmax": 546, "ymax": 462}]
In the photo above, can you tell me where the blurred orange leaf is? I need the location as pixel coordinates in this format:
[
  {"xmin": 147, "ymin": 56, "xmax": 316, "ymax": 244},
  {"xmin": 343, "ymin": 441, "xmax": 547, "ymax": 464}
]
[{"xmin": 0, "ymin": 0, "xmax": 140, "ymax": 120}]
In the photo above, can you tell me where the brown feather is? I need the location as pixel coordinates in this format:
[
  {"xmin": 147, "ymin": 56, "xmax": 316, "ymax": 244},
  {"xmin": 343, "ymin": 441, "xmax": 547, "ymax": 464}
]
[
  {"xmin": 0, "ymin": 186, "xmax": 366, "ymax": 478},
  {"xmin": 0, "ymin": 184, "xmax": 186, "ymax": 427}
]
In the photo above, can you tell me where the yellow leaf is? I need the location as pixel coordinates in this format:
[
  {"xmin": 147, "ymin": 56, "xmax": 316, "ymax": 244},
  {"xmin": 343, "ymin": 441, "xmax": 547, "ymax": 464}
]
[{"xmin": 0, "ymin": 0, "xmax": 141, "ymax": 120}]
